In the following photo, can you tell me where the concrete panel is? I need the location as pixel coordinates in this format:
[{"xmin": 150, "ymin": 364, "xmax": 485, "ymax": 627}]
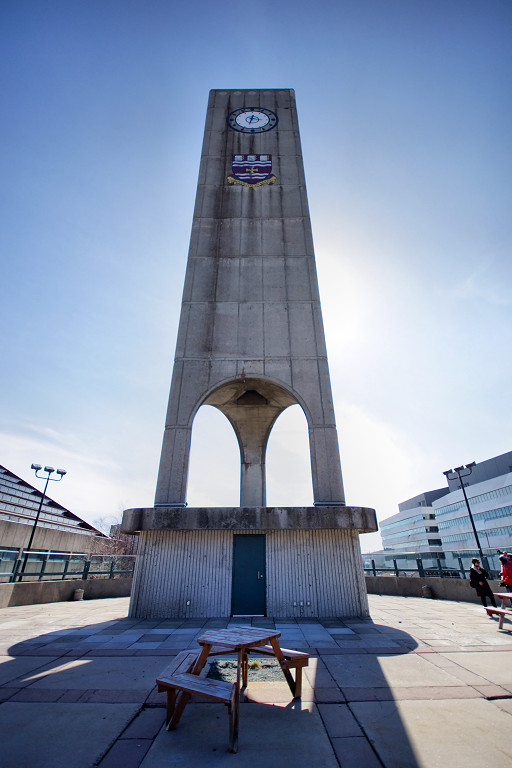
[
  {"xmin": 241, "ymin": 219, "xmax": 263, "ymax": 256},
  {"xmin": 238, "ymin": 302, "xmax": 264, "ymax": 357},
  {"xmin": 282, "ymin": 218, "xmax": 307, "ymax": 255},
  {"xmin": 240, "ymin": 258, "xmax": 264, "ymax": 301},
  {"xmin": 215, "ymin": 258, "xmax": 240, "ymax": 302},
  {"xmin": 263, "ymin": 359, "xmax": 293, "ymax": 387},
  {"xmin": 218, "ymin": 218, "xmax": 242, "ymax": 255},
  {"xmin": 206, "ymin": 359, "xmax": 239, "ymax": 389},
  {"xmin": 261, "ymin": 219, "xmax": 285, "ymax": 256},
  {"xmin": 263, "ymin": 303, "xmax": 290, "ymax": 357},
  {"xmin": 262, "ymin": 257, "xmax": 286, "ymax": 301},
  {"xmin": 289, "ymin": 302, "xmax": 316, "ymax": 356},
  {"xmin": 154, "ymin": 426, "xmax": 191, "ymax": 504},
  {"xmin": 211, "ymin": 302, "xmax": 240, "ymax": 355},
  {"xmin": 280, "ymin": 186, "xmax": 304, "ymax": 217},
  {"xmin": 174, "ymin": 362, "xmax": 211, "ymax": 425},
  {"xmin": 290, "ymin": 359, "xmax": 325, "ymax": 422},
  {"xmin": 195, "ymin": 219, "xmax": 220, "ymax": 258},
  {"xmin": 189, "ymin": 257, "xmax": 217, "ymax": 302},
  {"xmin": 219, "ymin": 184, "xmax": 243, "ymax": 219},
  {"xmin": 200, "ymin": 155, "xmax": 225, "ymax": 186},
  {"xmin": 177, "ymin": 302, "xmax": 212, "ymax": 359},
  {"xmin": 272, "ymin": 155, "xmax": 303, "ymax": 186},
  {"xmin": 286, "ymin": 257, "xmax": 314, "ymax": 300}
]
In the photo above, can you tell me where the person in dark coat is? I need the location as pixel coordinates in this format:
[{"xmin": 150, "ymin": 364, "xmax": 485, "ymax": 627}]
[{"xmin": 469, "ymin": 557, "xmax": 497, "ymax": 609}]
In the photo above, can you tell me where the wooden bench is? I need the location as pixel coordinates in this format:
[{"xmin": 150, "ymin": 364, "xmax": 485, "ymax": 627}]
[
  {"xmin": 485, "ymin": 607, "xmax": 512, "ymax": 629},
  {"xmin": 246, "ymin": 645, "xmax": 309, "ymax": 697},
  {"xmin": 156, "ymin": 650, "xmax": 237, "ymax": 752}
]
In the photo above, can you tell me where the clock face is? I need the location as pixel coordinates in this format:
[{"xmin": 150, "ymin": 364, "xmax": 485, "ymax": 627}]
[{"xmin": 226, "ymin": 107, "xmax": 278, "ymax": 133}]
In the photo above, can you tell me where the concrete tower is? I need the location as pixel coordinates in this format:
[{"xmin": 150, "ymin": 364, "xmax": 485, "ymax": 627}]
[{"xmin": 123, "ymin": 90, "xmax": 376, "ymax": 619}]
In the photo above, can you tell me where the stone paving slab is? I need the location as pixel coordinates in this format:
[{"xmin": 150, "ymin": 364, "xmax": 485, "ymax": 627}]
[
  {"xmin": 323, "ymin": 652, "xmax": 465, "ymax": 691},
  {"xmin": 441, "ymin": 650, "xmax": 512, "ymax": 685},
  {"xmin": 26, "ymin": 656, "xmax": 169, "ymax": 690},
  {"xmin": 0, "ymin": 702, "xmax": 139, "ymax": 768},
  {"xmin": 350, "ymin": 699, "xmax": 512, "ymax": 768},
  {"xmin": 0, "ymin": 655, "xmax": 60, "ymax": 686},
  {"xmin": 138, "ymin": 702, "xmax": 338, "ymax": 767}
]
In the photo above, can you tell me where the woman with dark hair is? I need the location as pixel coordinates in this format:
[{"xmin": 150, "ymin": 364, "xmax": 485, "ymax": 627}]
[{"xmin": 469, "ymin": 558, "xmax": 497, "ymax": 609}]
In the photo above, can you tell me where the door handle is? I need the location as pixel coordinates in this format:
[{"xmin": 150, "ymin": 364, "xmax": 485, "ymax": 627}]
[{"xmin": 257, "ymin": 571, "xmax": 263, "ymax": 580}]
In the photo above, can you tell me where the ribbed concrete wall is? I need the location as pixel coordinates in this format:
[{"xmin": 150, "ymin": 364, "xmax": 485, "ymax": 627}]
[
  {"xmin": 267, "ymin": 529, "xmax": 368, "ymax": 617},
  {"xmin": 129, "ymin": 530, "xmax": 233, "ymax": 618},
  {"xmin": 129, "ymin": 528, "xmax": 368, "ymax": 618}
]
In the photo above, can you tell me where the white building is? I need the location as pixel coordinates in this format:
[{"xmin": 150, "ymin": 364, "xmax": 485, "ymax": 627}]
[
  {"xmin": 433, "ymin": 451, "xmax": 512, "ymax": 571},
  {"xmin": 368, "ymin": 451, "xmax": 512, "ymax": 576},
  {"xmin": 377, "ymin": 488, "xmax": 449, "ymax": 572}
]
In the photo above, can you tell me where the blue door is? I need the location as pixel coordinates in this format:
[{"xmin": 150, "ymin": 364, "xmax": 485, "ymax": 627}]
[{"xmin": 232, "ymin": 535, "xmax": 266, "ymax": 616}]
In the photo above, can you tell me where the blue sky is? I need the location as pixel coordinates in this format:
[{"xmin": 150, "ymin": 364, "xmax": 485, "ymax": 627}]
[{"xmin": 1, "ymin": 0, "xmax": 511, "ymax": 551}]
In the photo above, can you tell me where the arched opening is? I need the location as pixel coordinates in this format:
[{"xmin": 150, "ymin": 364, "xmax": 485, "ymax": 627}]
[
  {"xmin": 266, "ymin": 404, "xmax": 313, "ymax": 506},
  {"xmin": 186, "ymin": 405, "xmax": 240, "ymax": 507},
  {"xmin": 202, "ymin": 376, "xmax": 300, "ymax": 506}
]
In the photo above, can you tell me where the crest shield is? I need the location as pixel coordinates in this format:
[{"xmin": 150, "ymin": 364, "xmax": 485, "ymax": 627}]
[{"xmin": 227, "ymin": 154, "xmax": 277, "ymax": 187}]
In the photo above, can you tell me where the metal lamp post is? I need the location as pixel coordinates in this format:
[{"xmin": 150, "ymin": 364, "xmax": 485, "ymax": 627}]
[
  {"xmin": 442, "ymin": 462, "xmax": 485, "ymax": 566},
  {"xmin": 19, "ymin": 464, "xmax": 67, "ymax": 581}
]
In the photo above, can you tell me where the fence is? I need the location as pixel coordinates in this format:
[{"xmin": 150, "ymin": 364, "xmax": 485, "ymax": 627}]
[
  {"xmin": 0, "ymin": 550, "xmax": 136, "ymax": 583},
  {"xmin": 363, "ymin": 551, "xmax": 503, "ymax": 580}
]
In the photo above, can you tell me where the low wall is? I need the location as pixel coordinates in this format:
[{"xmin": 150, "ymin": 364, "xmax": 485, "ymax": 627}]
[
  {"xmin": 365, "ymin": 575, "xmax": 501, "ymax": 604},
  {"xmin": 0, "ymin": 574, "xmax": 498, "ymax": 611},
  {"xmin": 0, "ymin": 577, "xmax": 132, "ymax": 609}
]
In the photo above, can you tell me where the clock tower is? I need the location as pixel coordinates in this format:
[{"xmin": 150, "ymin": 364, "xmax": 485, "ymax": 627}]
[{"xmin": 122, "ymin": 89, "xmax": 377, "ymax": 618}]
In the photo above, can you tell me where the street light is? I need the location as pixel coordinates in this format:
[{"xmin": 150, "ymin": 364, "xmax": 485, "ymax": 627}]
[
  {"xmin": 442, "ymin": 462, "xmax": 485, "ymax": 565},
  {"xmin": 19, "ymin": 464, "xmax": 67, "ymax": 581}
]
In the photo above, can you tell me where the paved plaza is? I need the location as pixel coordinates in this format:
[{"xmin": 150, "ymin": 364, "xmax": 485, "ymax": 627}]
[{"xmin": 1, "ymin": 595, "xmax": 512, "ymax": 767}]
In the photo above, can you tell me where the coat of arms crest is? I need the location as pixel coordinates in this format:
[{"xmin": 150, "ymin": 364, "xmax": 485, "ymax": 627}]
[{"xmin": 227, "ymin": 155, "xmax": 277, "ymax": 187}]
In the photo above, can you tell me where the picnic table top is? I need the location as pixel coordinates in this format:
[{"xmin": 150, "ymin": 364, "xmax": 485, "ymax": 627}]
[
  {"xmin": 196, "ymin": 625, "xmax": 281, "ymax": 649},
  {"xmin": 494, "ymin": 592, "xmax": 512, "ymax": 599}
]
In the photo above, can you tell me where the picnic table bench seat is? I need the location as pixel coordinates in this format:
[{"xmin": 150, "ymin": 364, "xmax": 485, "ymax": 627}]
[
  {"xmin": 157, "ymin": 651, "xmax": 237, "ymax": 751},
  {"xmin": 485, "ymin": 607, "xmax": 512, "ymax": 629},
  {"xmin": 245, "ymin": 645, "xmax": 309, "ymax": 696}
]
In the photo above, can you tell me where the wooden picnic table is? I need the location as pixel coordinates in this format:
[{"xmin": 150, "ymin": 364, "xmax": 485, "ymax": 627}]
[
  {"xmin": 494, "ymin": 592, "xmax": 512, "ymax": 608},
  {"xmin": 165, "ymin": 625, "xmax": 301, "ymax": 752}
]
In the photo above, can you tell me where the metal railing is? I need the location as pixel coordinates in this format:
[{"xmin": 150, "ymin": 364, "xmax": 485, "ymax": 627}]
[
  {"xmin": 363, "ymin": 551, "xmax": 502, "ymax": 580},
  {"xmin": 0, "ymin": 552, "xmax": 136, "ymax": 583}
]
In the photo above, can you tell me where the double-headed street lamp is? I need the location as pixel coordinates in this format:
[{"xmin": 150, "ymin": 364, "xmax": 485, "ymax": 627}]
[
  {"xmin": 442, "ymin": 462, "xmax": 485, "ymax": 566},
  {"xmin": 19, "ymin": 464, "xmax": 67, "ymax": 581}
]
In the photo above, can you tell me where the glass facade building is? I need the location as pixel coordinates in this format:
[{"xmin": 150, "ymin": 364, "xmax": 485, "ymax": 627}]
[{"xmin": 367, "ymin": 451, "xmax": 512, "ymax": 575}]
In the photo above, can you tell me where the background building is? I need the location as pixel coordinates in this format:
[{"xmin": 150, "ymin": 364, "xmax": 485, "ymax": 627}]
[
  {"xmin": 378, "ymin": 488, "xmax": 450, "ymax": 572},
  {"xmin": 434, "ymin": 451, "xmax": 512, "ymax": 571},
  {"xmin": 366, "ymin": 450, "xmax": 512, "ymax": 576},
  {"xmin": 0, "ymin": 463, "xmax": 108, "ymax": 580}
]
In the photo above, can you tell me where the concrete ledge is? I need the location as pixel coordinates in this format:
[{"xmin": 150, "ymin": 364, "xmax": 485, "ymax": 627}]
[
  {"xmin": 121, "ymin": 505, "xmax": 378, "ymax": 534},
  {"xmin": 365, "ymin": 575, "xmax": 501, "ymax": 604},
  {"xmin": 0, "ymin": 577, "xmax": 132, "ymax": 609}
]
